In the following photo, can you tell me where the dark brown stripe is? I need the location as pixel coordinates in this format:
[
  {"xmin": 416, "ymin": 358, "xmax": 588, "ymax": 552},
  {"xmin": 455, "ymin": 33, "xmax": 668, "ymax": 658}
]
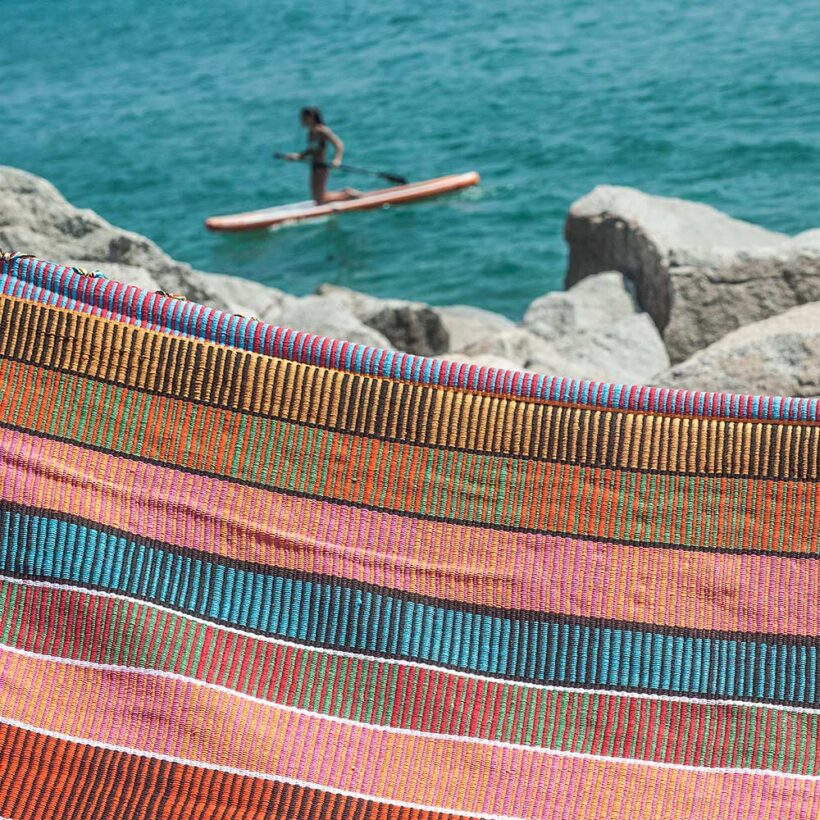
[{"xmin": 1, "ymin": 294, "xmax": 818, "ymax": 481}]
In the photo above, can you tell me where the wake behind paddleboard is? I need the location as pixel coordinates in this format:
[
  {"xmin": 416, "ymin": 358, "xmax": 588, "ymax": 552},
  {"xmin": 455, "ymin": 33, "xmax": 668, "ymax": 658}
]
[{"xmin": 205, "ymin": 171, "xmax": 480, "ymax": 232}]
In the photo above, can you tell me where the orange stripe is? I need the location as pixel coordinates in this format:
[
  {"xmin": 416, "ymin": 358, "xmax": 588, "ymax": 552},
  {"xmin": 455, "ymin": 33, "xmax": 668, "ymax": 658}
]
[
  {"xmin": 2, "ymin": 425, "xmax": 819, "ymax": 635},
  {"xmin": 1, "ymin": 294, "xmax": 819, "ymax": 482},
  {"xmin": 2, "ymin": 354, "xmax": 819, "ymax": 553},
  {"xmin": 0, "ymin": 722, "xmax": 449, "ymax": 820},
  {"xmin": 1, "ymin": 650, "xmax": 817, "ymax": 820}
]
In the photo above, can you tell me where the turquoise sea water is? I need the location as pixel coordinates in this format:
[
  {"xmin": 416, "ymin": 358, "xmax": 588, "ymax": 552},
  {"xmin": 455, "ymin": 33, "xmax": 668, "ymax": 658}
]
[{"xmin": 4, "ymin": 0, "xmax": 819, "ymax": 318}]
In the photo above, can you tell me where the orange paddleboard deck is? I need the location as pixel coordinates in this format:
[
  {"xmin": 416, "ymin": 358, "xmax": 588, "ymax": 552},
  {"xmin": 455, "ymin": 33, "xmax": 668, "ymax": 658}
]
[{"xmin": 205, "ymin": 171, "xmax": 480, "ymax": 232}]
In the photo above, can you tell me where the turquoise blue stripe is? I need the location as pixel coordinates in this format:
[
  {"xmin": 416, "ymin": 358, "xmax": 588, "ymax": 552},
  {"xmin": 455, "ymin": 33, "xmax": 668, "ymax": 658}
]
[{"xmin": 0, "ymin": 504, "xmax": 816, "ymax": 705}]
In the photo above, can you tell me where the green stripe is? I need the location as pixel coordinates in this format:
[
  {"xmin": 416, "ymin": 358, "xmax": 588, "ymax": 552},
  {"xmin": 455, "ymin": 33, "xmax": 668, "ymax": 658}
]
[{"xmin": 5, "ymin": 365, "xmax": 817, "ymax": 551}]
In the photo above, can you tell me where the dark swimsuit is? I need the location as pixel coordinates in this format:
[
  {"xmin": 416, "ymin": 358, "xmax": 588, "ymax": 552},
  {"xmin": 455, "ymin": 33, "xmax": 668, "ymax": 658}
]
[{"xmin": 307, "ymin": 132, "xmax": 328, "ymax": 169}]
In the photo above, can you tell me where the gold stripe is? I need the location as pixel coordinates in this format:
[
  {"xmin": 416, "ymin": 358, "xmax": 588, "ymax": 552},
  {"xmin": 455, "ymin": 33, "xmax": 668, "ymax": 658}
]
[{"xmin": 0, "ymin": 293, "xmax": 817, "ymax": 480}]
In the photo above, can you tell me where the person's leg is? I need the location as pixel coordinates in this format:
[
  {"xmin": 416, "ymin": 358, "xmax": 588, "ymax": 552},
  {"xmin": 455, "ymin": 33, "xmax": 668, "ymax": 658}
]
[
  {"xmin": 310, "ymin": 166, "xmax": 328, "ymax": 204},
  {"xmin": 319, "ymin": 188, "xmax": 363, "ymax": 203},
  {"xmin": 312, "ymin": 167, "xmax": 362, "ymax": 203}
]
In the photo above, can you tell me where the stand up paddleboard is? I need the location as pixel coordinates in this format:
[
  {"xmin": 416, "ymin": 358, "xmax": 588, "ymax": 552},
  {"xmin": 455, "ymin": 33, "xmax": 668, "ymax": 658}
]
[{"xmin": 205, "ymin": 171, "xmax": 480, "ymax": 232}]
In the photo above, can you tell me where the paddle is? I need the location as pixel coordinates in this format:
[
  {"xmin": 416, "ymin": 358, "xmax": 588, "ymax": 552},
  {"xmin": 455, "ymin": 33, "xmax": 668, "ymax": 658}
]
[{"xmin": 273, "ymin": 152, "xmax": 408, "ymax": 185}]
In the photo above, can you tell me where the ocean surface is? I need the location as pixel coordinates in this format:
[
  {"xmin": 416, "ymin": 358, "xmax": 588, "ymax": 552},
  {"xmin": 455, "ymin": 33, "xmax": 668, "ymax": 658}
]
[{"xmin": 4, "ymin": 0, "xmax": 819, "ymax": 319}]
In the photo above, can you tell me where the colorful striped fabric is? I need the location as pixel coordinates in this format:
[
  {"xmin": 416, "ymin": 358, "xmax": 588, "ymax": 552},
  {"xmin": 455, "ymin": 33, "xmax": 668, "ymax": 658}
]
[{"xmin": 0, "ymin": 252, "xmax": 817, "ymax": 819}]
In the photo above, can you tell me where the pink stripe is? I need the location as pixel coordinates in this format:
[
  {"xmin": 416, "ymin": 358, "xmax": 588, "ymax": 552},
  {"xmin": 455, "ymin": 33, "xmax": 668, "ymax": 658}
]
[
  {"xmin": 0, "ymin": 425, "xmax": 818, "ymax": 636},
  {"xmin": 0, "ymin": 648, "xmax": 817, "ymax": 820}
]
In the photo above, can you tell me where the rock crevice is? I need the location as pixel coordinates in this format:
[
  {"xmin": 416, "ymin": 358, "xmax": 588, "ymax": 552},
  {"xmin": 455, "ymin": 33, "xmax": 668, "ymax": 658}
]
[{"xmin": 564, "ymin": 185, "xmax": 820, "ymax": 365}]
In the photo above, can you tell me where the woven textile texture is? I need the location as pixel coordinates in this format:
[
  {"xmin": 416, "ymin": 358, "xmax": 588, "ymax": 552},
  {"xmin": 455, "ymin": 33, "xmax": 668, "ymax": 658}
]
[{"xmin": 0, "ymin": 253, "xmax": 818, "ymax": 819}]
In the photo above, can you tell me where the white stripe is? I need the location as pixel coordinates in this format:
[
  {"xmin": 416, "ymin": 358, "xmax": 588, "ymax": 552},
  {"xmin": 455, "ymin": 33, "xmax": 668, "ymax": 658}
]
[
  {"xmin": 3, "ymin": 629, "xmax": 820, "ymax": 782},
  {"xmin": 3, "ymin": 574, "xmax": 818, "ymax": 716},
  {"xmin": 0, "ymin": 715, "xmax": 521, "ymax": 820},
  {"xmin": 3, "ymin": 642, "xmax": 820, "ymax": 781},
  {"xmin": 9, "ymin": 573, "xmax": 820, "ymax": 714}
]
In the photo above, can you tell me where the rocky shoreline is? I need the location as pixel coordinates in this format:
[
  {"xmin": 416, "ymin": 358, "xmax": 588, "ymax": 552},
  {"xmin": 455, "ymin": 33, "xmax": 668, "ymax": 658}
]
[{"xmin": 2, "ymin": 165, "xmax": 819, "ymax": 397}]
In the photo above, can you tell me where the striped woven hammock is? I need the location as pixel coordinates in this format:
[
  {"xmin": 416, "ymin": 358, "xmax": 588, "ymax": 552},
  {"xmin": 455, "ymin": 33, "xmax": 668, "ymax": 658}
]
[{"xmin": 0, "ymin": 253, "xmax": 817, "ymax": 819}]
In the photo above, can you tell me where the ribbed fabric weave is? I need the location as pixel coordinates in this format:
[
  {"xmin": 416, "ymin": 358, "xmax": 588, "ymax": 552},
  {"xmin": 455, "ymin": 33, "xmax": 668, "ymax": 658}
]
[{"xmin": 0, "ymin": 254, "xmax": 817, "ymax": 819}]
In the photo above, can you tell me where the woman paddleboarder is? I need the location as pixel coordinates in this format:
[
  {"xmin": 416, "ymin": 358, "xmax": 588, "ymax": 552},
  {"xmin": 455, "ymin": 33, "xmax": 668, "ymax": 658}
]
[{"xmin": 284, "ymin": 107, "xmax": 361, "ymax": 204}]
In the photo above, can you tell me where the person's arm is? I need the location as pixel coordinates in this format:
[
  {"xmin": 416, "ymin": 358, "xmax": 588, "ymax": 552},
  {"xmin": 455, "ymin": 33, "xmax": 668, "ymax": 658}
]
[
  {"xmin": 318, "ymin": 125, "xmax": 344, "ymax": 167},
  {"xmin": 284, "ymin": 151, "xmax": 306, "ymax": 161}
]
